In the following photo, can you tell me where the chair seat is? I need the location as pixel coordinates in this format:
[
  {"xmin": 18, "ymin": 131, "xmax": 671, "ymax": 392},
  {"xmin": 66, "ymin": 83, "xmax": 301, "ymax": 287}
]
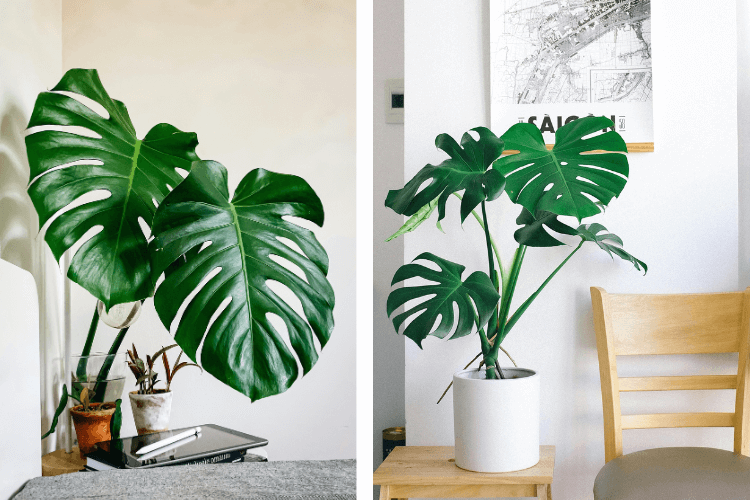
[{"xmin": 594, "ymin": 447, "xmax": 750, "ymax": 500}]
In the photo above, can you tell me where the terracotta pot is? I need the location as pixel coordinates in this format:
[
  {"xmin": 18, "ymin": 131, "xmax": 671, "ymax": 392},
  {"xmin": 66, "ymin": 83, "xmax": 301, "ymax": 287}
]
[
  {"xmin": 70, "ymin": 402, "xmax": 116, "ymax": 458},
  {"xmin": 129, "ymin": 390, "xmax": 172, "ymax": 435}
]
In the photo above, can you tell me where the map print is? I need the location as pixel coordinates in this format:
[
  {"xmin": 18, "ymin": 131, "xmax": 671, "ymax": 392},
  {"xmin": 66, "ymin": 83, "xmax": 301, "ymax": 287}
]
[
  {"xmin": 492, "ymin": 0, "xmax": 651, "ymax": 104},
  {"xmin": 490, "ymin": 0, "xmax": 653, "ymax": 148}
]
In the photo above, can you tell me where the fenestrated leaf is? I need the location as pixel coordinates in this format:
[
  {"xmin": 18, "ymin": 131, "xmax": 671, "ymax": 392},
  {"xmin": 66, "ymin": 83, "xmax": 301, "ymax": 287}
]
[
  {"xmin": 493, "ymin": 116, "xmax": 628, "ymax": 221},
  {"xmin": 385, "ymin": 127, "xmax": 506, "ymax": 223},
  {"xmin": 577, "ymin": 223, "xmax": 647, "ymax": 274},
  {"xmin": 149, "ymin": 161, "xmax": 334, "ymax": 401},
  {"xmin": 25, "ymin": 68, "xmax": 199, "ymax": 309},
  {"xmin": 514, "ymin": 208, "xmax": 579, "ymax": 247},
  {"xmin": 386, "ymin": 197, "xmax": 438, "ymax": 242},
  {"xmin": 387, "ymin": 252, "xmax": 500, "ymax": 348}
]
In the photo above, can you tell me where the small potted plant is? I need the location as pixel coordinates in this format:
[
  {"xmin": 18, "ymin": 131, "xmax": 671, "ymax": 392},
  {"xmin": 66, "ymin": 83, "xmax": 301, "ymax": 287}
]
[
  {"xmin": 68, "ymin": 387, "xmax": 117, "ymax": 457},
  {"xmin": 384, "ymin": 116, "xmax": 646, "ymax": 472},
  {"xmin": 126, "ymin": 343, "xmax": 200, "ymax": 435}
]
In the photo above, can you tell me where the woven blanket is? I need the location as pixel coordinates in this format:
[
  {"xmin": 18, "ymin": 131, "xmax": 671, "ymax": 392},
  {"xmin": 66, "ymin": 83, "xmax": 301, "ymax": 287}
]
[{"xmin": 14, "ymin": 459, "xmax": 356, "ymax": 500}]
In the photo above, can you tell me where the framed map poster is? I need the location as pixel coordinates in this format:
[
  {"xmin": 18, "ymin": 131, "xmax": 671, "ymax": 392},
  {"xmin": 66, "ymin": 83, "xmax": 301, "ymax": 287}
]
[{"xmin": 490, "ymin": 0, "xmax": 653, "ymax": 152}]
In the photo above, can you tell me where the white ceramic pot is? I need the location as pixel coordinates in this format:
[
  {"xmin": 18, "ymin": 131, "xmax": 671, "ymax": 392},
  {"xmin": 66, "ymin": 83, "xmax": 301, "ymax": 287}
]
[
  {"xmin": 453, "ymin": 368, "xmax": 540, "ymax": 472},
  {"xmin": 129, "ymin": 391, "xmax": 172, "ymax": 435}
]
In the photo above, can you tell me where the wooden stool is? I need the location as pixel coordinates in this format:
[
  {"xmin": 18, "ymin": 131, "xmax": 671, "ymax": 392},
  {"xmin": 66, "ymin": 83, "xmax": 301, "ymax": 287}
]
[
  {"xmin": 41, "ymin": 447, "xmax": 86, "ymax": 476},
  {"xmin": 374, "ymin": 445, "xmax": 554, "ymax": 499}
]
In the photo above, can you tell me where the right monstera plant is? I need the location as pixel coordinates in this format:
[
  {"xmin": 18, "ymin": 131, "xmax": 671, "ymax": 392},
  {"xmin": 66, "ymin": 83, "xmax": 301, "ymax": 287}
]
[
  {"xmin": 31, "ymin": 69, "xmax": 335, "ymax": 440},
  {"xmin": 385, "ymin": 116, "xmax": 646, "ymax": 383}
]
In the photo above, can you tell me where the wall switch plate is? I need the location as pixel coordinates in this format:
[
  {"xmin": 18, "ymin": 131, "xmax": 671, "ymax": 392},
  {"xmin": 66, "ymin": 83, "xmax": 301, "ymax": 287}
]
[{"xmin": 385, "ymin": 78, "xmax": 404, "ymax": 124}]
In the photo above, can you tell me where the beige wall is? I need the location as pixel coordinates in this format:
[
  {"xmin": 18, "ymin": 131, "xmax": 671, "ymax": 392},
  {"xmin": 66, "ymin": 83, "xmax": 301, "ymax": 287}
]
[
  {"xmin": 0, "ymin": 0, "xmax": 62, "ymax": 489},
  {"xmin": 61, "ymin": 0, "xmax": 355, "ymax": 460}
]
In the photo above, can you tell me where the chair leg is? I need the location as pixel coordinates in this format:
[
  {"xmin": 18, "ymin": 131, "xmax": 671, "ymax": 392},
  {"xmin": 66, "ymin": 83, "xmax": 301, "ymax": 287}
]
[
  {"xmin": 537, "ymin": 483, "xmax": 548, "ymax": 499},
  {"xmin": 378, "ymin": 485, "xmax": 390, "ymax": 500}
]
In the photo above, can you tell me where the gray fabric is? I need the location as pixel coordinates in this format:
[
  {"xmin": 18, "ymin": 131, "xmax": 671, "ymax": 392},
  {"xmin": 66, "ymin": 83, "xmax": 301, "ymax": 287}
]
[
  {"xmin": 594, "ymin": 447, "xmax": 750, "ymax": 500},
  {"xmin": 14, "ymin": 459, "xmax": 355, "ymax": 500}
]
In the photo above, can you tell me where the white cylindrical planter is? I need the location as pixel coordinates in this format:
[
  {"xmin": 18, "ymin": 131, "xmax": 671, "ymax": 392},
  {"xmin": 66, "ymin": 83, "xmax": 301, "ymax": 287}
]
[
  {"xmin": 129, "ymin": 391, "xmax": 173, "ymax": 435},
  {"xmin": 453, "ymin": 368, "xmax": 540, "ymax": 472}
]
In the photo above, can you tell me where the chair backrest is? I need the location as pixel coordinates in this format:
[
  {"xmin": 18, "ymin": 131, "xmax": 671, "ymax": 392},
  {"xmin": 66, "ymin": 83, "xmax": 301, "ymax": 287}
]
[{"xmin": 590, "ymin": 287, "xmax": 750, "ymax": 463}]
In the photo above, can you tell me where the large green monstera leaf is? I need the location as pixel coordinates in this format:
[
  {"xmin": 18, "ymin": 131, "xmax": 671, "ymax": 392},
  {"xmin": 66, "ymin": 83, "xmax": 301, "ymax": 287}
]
[
  {"xmin": 576, "ymin": 223, "xmax": 647, "ymax": 274},
  {"xmin": 387, "ymin": 253, "xmax": 499, "ymax": 347},
  {"xmin": 494, "ymin": 116, "xmax": 628, "ymax": 221},
  {"xmin": 386, "ymin": 127, "xmax": 505, "ymax": 223},
  {"xmin": 149, "ymin": 161, "xmax": 334, "ymax": 401},
  {"xmin": 26, "ymin": 69, "xmax": 198, "ymax": 308}
]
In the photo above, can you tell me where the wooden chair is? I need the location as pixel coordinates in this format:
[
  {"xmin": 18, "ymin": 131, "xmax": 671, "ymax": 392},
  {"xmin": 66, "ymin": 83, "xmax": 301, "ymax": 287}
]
[{"xmin": 590, "ymin": 287, "xmax": 750, "ymax": 500}]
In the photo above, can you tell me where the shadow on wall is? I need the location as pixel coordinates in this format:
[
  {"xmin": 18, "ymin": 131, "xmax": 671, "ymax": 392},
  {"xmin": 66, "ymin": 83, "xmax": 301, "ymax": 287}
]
[
  {"xmin": 0, "ymin": 104, "xmax": 34, "ymax": 270},
  {"xmin": 0, "ymin": 100, "xmax": 63, "ymax": 454}
]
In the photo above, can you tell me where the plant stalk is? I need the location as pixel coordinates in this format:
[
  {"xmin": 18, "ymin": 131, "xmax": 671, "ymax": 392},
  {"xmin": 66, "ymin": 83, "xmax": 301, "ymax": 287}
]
[
  {"xmin": 489, "ymin": 245, "xmax": 526, "ymax": 361},
  {"xmin": 502, "ymin": 241, "xmax": 584, "ymax": 341},
  {"xmin": 92, "ymin": 326, "xmax": 130, "ymax": 399},
  {"xmin": 76, "ymin": 305, "xmax": 100, "ymax": 378},
  {"xmin": 453, "ymin": 193, "xmax": 503, "ymax": 284}
]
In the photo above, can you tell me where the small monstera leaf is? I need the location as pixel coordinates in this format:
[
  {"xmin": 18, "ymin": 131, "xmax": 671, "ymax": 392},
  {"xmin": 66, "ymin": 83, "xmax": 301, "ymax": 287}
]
[
  {"xmin": 386, "ymin": 196, "xmax": 439, "ymax": 242},
  {"xmin": 494, "ymin": 116, "xmax": 628, "ymax": 222},
  {"xmin": 149, "ymin": 161, "xmax": 334, "ymax": 401},
  {"xmin": 387, "ymin": 253, "xmax": 500, "ymax": 347},
  {"xmin": 26, "ymin": 68, "xmax": 199, "ymax": 308},
  {"xmin": 514, "ymin": 208, "xmax": 579, "ymax": 247},
  {"xmin": 386, "ymin": 127, "xmax": 506, "ymax": 223},
  {"xmin": 577, "ymin": 223, "xmax": 647, "ymax": 274}
]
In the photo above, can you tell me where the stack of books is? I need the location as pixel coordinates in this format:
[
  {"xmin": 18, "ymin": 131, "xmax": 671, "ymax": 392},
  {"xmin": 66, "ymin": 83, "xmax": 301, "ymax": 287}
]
[{"xmin": 84, "ymin": 424, "xmax": 268, "ymax": 471}]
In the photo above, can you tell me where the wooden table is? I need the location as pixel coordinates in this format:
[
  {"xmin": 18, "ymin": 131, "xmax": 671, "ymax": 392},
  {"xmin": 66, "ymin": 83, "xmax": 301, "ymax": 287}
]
[
  {"xmin": 374, "ymin": 445, "xmax": 554, "ymax": 499},
  {"xmin": 41, "ymin": 447, "xmax": 86, "ymax": 476}
]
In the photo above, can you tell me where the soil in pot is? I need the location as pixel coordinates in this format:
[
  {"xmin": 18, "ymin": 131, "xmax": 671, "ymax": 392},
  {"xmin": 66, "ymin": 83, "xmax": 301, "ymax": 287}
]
[
  {"xmin": 70, "ymin": 402, "xmax": 116, "ymax": 458},
  {"xmin": 129, "ymin": 390, "xmax": 172, "ymax": 435}
]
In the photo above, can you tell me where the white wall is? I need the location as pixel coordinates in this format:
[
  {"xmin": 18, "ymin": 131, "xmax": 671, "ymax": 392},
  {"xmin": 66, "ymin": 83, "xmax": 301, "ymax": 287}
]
[
  {"xmin": 739, "ymin": 0, "xmax": 750, "ymax": 288},
  {"xmin": 404, "ymin": 1, "xmax": 739, "ymax": 499},
  {"xmin": 0, "ymin": 0, "xmax": 66, "ymax": 460},
  {"xmin": 59, "ymin": 0, "xmax": 355, "ymax": 460},
  {"xmin": 373, "ymin": 0, "xmax": 404, "ymax": 496}
]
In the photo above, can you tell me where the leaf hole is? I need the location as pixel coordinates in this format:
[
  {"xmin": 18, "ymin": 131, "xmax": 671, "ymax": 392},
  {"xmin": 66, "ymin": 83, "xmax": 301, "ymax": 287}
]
[
  {"xmin": 578, "ymin": 163, "xmax": 628, "ymax": 181},
  {"xmin": 575, "ymin": 176, "xmax": 598, "ymax": 186},
  {"xmin": 61, "ymin": 224, "xmax": 104, "ymax": 274},
  {"xmin": 281, "ymin": 215, "xmax": 319, "ymax": 232},
  {"xmin": 266, "ymin": 312, "xmax": 303, "ymax": 376},
  {"xmin": 52, "ymin": 91, "xmax": 110, "ymax": 120},
  {"xmin": 266, "ymin": 280, "xmax": 321, "ymax": 355},
  {"xmin": 175, "ymin": 167, "xmax": 189, "ymax": 179},
  {"xmin": 503, "ymin": 162, "xmax": 535, "ymax": 177},
  {"xmin": 26, "ymin": 124, "xmax": 102, "ymax": 139},
  {"xmin": 28, "ymin": 159, "xmax": 104, "ymax": 187},
  {"xmin": 137, "ymin": 217, "xmax": 151, "ymax": 241},
  {"xmin": 39, "ymin": 189, "xmax": 111, "ymax": 236},
  {"xmin": 517, "ymin": 172, "xmax": 542, "ymax": 198},
  {"xmin": 168, "ymin": 266, "xmax": 222, "ymax": 338},
  {"xmin": 581, "ymin": 192, "xmax": 601, "ymax": 205},
  {"xmin": 269, "ymin": 254, "xmax": 309, "ymax": 285},
  {"xmin": 414, "ymin": 258, "xmax": 441, "ymax": 273},
  {"xmin": 198, "ymin": 241, "xmax": 212, "ymax": 254},
  {"xmin": 543, "ymin": 183, "xmax": 554, "ymax": 192},
  {"xmin": 277, "ymin": 236, "xmax": 304, "ymax": 257},
  {"xmin": 206, "ymin": 296, "xmax": 232, "ymax": 339}
]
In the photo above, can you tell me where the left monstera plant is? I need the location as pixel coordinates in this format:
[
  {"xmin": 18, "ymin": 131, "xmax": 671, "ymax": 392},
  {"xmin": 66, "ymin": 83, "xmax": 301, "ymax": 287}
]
[{"xmin": 30, "ymin": 69, "xmax": 334, "ymax": 444}]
